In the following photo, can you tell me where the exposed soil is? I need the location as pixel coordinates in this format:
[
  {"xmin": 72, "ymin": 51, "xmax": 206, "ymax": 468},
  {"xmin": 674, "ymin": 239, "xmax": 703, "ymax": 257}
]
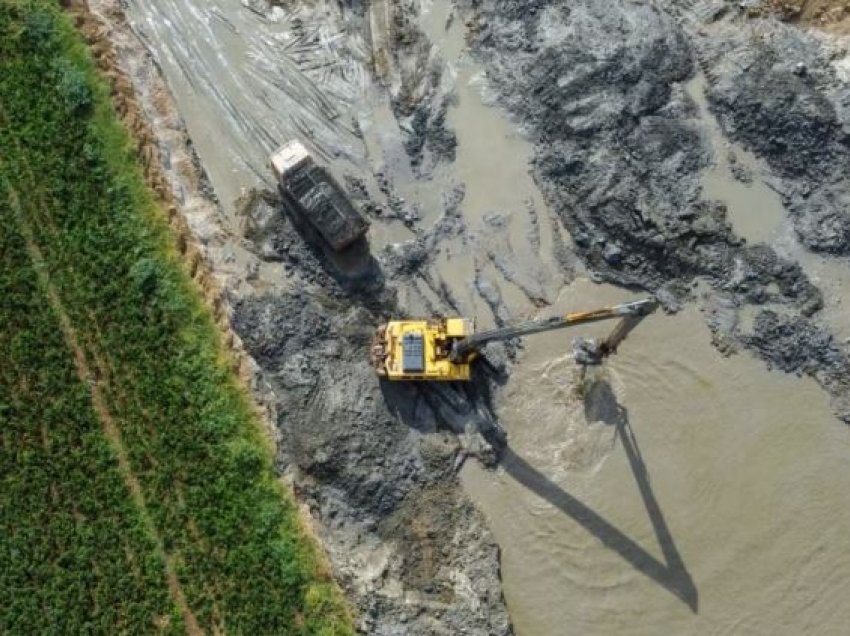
[
  {"xmin": 83, "ymin": 0, "xmax": 850, "ymax": 632},
  {"xmin": 753, "ymin": 0, "xmax": 850, "ymax": 32}
]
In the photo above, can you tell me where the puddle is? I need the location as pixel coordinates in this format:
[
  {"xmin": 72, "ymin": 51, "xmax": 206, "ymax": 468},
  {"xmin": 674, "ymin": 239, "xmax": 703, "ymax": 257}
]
[{"xmin": 417, "ymin": 0, "xmax": 565, "ymax": 328}]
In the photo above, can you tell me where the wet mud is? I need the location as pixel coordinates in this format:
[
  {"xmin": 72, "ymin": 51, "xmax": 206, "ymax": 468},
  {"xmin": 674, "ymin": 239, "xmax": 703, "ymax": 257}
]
[
  {"xmin": 88, "ymin": 0, "xmax": 850, "ymax": 633},
  {"xmin": 233, "ymin": 190, "xmax": 513, "ymax": 633},
  {"xmin": 465, "ymin": 0, "xmax": 850, "ymax": 421}
]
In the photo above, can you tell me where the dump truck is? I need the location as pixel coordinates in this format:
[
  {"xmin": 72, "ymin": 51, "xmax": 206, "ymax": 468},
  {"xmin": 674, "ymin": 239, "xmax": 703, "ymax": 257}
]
[
  {"xmin": 270, "ymin": 140, "xmax": 368, "ymax": 251},
  {"xmin": 370, "ymin": 299, "xmax": 658, "ymax": 381}
]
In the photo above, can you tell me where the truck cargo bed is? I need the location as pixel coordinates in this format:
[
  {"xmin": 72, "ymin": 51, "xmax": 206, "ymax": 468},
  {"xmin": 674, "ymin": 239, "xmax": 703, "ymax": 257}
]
[{"xmin": 282, "ymin": 162, "xmax": 368, "ymax": 250}]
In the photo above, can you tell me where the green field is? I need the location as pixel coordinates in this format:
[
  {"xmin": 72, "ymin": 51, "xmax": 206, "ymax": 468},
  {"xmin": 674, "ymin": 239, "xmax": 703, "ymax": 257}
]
[{"xmin": 0, "ymin": 2, "xmax": 352, "ymax": 633}]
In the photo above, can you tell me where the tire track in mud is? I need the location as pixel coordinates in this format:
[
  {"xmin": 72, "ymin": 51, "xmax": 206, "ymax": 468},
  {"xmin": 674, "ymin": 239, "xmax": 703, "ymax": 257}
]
[{"xmin": 125, "ymin": 0, "xmax": 371, "ymax": 211}]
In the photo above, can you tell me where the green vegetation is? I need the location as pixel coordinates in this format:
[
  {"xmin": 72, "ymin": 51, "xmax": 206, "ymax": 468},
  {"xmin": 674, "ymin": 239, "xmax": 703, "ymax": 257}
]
[
  {"xmin": 0, "ymin": 2, "xmax": 352, "ymax": 634},
  {"xmin": 1, "ymin": 185, "xmax": 184, "ymax": 634}
]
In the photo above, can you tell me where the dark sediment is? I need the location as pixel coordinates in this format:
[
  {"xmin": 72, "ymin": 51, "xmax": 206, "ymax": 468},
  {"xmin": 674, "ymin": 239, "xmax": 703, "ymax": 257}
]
[
  {"xmin": 233, "ymin": 192, "xmax": 511, "ymax": 634},
  {"xmin": 464, "ymin": 0, "xmax": 850, "ymax": 421}
]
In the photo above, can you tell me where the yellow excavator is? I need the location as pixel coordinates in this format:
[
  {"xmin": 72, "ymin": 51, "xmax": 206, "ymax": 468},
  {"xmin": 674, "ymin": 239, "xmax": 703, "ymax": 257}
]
[{"xmin": 370, "ymin": 298, "xmax": 658, "ymax": 381}]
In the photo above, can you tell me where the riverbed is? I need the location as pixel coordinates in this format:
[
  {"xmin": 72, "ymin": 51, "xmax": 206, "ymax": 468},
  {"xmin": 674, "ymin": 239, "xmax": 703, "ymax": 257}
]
[{"xmin": 120, "ymin": 0, "xmax": 850, "ymax": 633}]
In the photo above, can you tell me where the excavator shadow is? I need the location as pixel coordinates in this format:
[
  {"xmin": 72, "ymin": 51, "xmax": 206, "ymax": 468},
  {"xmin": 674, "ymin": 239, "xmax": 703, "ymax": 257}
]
[
  {"xmin": 501, "ymin": 378, "xmax": 698, "ymax": 613},
  {"xmin": 378, "ymin": 362, "xmax": 508, "ymax": 452}
]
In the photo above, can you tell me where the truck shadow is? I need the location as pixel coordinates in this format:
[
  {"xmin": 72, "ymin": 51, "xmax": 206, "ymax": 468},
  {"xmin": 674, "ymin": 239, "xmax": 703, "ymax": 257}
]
[
  {"xmin": 501, "ymin": 378, "xmax": 698, "ymax": 613},
  {"xmin": 282, "ymin": 199, "xmax": 386, "ymax": 294}
]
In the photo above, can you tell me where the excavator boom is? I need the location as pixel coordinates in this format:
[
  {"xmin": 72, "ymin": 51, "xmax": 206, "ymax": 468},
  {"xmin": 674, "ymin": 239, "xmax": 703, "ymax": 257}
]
[
  {"xmin": 450, "ymin": 298, "xmax": 656, "ymax": 362},
  {"xmin": 370, "ymin": 298, "xmax": 657, "ymax": 382}
]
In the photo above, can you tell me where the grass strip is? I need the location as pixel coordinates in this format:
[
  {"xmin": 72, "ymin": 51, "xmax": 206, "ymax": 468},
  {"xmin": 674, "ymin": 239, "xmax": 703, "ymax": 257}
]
[
  {"xmin": 0, "ymin": 182, "xmax": 184, "ymax": 634},
  {"xmin": 0, "ymin": 2, "xmax": 352, "ymax": 633}
]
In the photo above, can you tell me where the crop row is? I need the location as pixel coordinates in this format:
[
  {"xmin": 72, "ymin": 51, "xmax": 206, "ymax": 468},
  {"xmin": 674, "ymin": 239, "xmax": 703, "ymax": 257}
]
[{"xmin": 0, "ymin": 181, "xmax": 183, "ymax": 633}]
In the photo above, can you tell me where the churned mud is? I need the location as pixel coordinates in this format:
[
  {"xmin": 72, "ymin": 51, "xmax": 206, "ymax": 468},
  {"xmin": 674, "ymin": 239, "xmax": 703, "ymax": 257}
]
[
  {"xmin": 85, "ymin": 0, "xmax": 850, "ymax": 633},
  {"xmin": 464, "ymin": 0, "xmax": 850, "ymax": 421}
]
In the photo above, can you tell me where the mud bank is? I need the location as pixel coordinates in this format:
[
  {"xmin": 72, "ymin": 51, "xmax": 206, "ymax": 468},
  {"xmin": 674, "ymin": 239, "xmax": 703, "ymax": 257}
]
[
  {"xmin": 233, "ymin": 193, "xmax": 511, "ymax": 633},
  {"xmin": 752, "ymin": 0, "xmax": 850, "ymax": 32},
  {"xmin": 90, "ymin": 0, "xmax": 850, "ymax": 632},
  {"xmin": 465, "ymin": 0, "xmax": 850, "ymax": 421},
  {"xmin": 83, "ymin": 0, "xmax": 512, "ymax": 632}
]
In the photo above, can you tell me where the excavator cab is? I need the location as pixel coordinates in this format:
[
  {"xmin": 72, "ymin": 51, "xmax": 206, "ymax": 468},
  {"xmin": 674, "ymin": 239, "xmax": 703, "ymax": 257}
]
[
  {"xmin": 371, "ymin": 318, "xmax": 475, "ymax": 381},
  {"xmin": 371, "ymin": 299, "xmax": 657, "ymax": 382}
]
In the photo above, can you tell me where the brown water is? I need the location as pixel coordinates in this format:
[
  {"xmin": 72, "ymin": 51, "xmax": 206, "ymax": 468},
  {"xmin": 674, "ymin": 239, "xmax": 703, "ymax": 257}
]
[
  {"xmin": 686, "ymin": 74, "xmax": 786, "ymax": 245},
  {"xmin": 463, "ymin": 280, "xmax": 850, "ymax": 635}
]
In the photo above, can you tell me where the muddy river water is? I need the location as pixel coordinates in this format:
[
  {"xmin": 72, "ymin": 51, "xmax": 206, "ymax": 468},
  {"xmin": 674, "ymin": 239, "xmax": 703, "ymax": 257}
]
[
  {"xmin": 463, "ymin": 280, "xmax": 850, "ymax": 634},
  {"xmin": 425, "ymin": 4, "xmax": 850, "ymax": 633},
  {"xmin": 125, "ymin": 0, "xmax": 850, "ymax": 632}
]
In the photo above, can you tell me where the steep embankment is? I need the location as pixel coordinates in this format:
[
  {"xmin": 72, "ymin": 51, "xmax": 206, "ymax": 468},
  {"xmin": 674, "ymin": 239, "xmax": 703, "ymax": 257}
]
[{"xmin": 0, "ymin": 2, "xmax": 352, "ymax": 633}]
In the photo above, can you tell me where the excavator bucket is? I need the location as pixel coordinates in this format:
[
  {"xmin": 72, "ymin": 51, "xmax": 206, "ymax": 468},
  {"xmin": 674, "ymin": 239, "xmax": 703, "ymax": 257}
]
[{"xmin": 574, "ymin": 303, "xmax": 657, "ymax": 365}]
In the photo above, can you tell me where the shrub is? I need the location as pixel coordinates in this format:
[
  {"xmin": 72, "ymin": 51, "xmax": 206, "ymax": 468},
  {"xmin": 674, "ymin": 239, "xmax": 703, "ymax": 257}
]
[{"xmin": 52, "ymin": 58, "xmax": 92, "ymax": 114}]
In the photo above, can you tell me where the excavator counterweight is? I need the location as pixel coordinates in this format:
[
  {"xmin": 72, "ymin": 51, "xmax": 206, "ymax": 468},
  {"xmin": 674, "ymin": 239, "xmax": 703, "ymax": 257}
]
[{"xmin": 370, "ymin": 298, "xmax": 657, "ymax": 381}]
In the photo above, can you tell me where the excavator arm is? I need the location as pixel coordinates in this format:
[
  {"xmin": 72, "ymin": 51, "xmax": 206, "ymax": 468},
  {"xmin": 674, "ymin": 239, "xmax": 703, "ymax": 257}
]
[
  {"xmin": 450, "ymin": 298, "xmax": 658, "ymax": 363},
  {"xmin": 371, "ymin": 298, "xmax": 658, "ymax": 381}
]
